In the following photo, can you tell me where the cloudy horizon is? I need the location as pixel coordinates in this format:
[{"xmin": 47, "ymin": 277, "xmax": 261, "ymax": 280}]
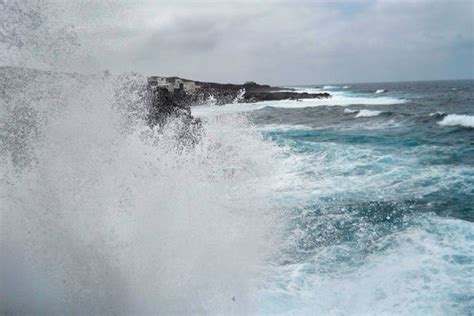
[{"xmin": 3, "ymin": 0, "xmax": 474, "ymax": 85}]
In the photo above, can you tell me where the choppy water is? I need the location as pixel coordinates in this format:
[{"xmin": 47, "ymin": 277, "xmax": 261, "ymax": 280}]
[
  {"xmin": 1, "ymin": 70, "xmax": 473, "ymax": 315},
  {"xmin": 0, "ymin": 2, "xmax": 473, "ymax": 313},
  {"xmin": 193, "ymin": 81, "xmax": 474, "ymax": 315}
]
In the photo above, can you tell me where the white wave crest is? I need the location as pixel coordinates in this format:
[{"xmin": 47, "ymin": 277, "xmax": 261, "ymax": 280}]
[
  {"xmin": 322, "ymin": 85, "xmax": 339, "ymax": 89},
  {"xmin": 438, "ymin": 114, "xmax": 474, "ymax": 128},
  {"xmin": 194, "ymin": 92, "xmax": 406, "ymax": 112},
  {"xmin": 344, "ymin": 108, "xmax": 359, "ymax": 114},
  {"xmin": 355, "ymin": 109, "xmax": 382, "ymax": 118},
  {"xmin": 257, "ymin": 124, "xmax": 313, "ymax": 132},
  {"xmin": 375, "ymin": 89, "xmax": 386, "ymax": 94}
]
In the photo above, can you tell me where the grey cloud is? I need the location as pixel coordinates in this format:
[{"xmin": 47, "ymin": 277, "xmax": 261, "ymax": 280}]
[{"xmin": 52, "ymin": 0, "xmax": 474, "ymax": 84}]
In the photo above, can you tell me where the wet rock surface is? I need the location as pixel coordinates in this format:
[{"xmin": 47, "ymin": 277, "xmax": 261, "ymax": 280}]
[
  {"xmin": 147, "ymin": 76, "xmax": 331, "ymax": 107},
  {"xmin": 243, "ymin": 91, "xmax": 331, "ymax": 102}
]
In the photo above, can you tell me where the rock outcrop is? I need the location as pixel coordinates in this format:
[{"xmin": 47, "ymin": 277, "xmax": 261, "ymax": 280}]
[
  {"xmin": 147, "ymin": 76, "xmax": 331, "ymax": 107},
  {"xmin": 243, "ymin": 91, "xmax": 330, "ymax": 102}
]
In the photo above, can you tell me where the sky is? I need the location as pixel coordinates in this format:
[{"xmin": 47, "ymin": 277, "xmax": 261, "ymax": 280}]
[{"xmin": 3, "ymin": 0, "xmax": 474, "ymax": 85}]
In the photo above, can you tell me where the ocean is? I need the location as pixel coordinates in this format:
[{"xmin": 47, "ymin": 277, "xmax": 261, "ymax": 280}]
[
  {"xmin": 1, "ymin": 72, "xmax": 473, "ymax": 315},
  {"xmin": 193, "ymin": 80, "xmax": 474, "ymax": 315}
]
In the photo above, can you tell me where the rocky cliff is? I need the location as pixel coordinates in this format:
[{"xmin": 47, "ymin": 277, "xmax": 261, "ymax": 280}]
[{"xmin": 147, "ymin": 76, "xmax": 331, "ymax": 108}]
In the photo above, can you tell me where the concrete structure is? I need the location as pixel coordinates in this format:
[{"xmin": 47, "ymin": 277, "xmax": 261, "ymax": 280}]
[
  {"xmin": 182, "ymin": 80, "xmax": 199, "ymax": 92},
  {"xmin": 147, "ymin": 76, "xmax": 200, "ymax": 94}
]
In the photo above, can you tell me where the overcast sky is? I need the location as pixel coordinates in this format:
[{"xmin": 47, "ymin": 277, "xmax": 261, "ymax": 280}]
[{"xmin": 11, "ymin": 0, "xmax": 474, "ymax": 84}]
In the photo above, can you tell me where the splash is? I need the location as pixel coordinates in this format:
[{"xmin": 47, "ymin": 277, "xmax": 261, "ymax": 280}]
[
  {"xmin": 438, "ymin": 114, "xmax": 474, "ymax": 128},
  {"xmin": 0, "ymin": 1, "xmax": 288, "ymax": 313},
  {"xmin": 0, "ymin": 67, "xmax": 289, "ymax": 314},
  {"xmin": 233, "ymin": 88, "xmax": 246, "ymax": 104},
  {"xmin": 355, "ymin": 109, "xmax": 382, "ymax": 118}
]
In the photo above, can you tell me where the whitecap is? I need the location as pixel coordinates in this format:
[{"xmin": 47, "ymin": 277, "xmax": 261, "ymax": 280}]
[
  {"xmin": 438, "ymin": 114, "xmax": 474, "ymax": 128},
  {"xmin": 344, "ymin": 108, "xmax": 359, "ymax": 114},
  {"xmin": 375, "ymin": 89, "xmax": 386, "ymax": 94},
  {"xmin": 355, "ymin": 109, "xmax": 382, "ymax": 118},
  {"xmin": 257, "ymin": 124, "xmax": 313, "ymax": 132},
  {"xmin": 193, "ymin": 92, "xmax": 405, "ymax": 113}
]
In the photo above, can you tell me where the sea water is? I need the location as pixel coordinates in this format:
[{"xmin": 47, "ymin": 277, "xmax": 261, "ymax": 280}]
[
  {"xmin": 193, "ymin": 81, "xmax": 474, "ymax": 315},
  {"xmin": 1, "ymin": 1, "xmax": 473, "ymax": 313},
  {"xmin": 2, "ymin": 73, "xmax": 473, "ymax": 316}
]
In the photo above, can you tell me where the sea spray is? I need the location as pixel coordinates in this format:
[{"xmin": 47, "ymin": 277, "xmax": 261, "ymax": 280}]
[
  {"xmin": 0, "ymin": 1, "xmax": 289, "ymax": 313},
  {"xmin": 0, "ymin": 71, "xmax": 288, "ymax": 314},
  {"xmin": 438, "ymin": 114, "xmax": 474, "ymax": 128}
]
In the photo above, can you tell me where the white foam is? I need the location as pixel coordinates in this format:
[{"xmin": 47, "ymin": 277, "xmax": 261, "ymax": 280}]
[
  {"xmin": 259, "ymin": 215, "xmax": 474, "ymax": 315},
  {"xmin": 1, "ymin": 72, "xmax": 290, "ymax": 314},
  {"xmin": 438, "ymin": 114, "xmax": 474, "ymax": 128},
  {"xmin": 375, "ymin": 89, "xmax": 386, "ymax": 94},
  {"xmin": 429, "ymin": 111, "xmax": 446, "ymax": 116},
  {"xmin": 322, "ymin": 85, "xmax": 339, "ymax": 89},
  {"xmin": 232, "ymin": 88, "xmax": 246, "ymax": 103},
  {"xmin": 355, "ymin": 109, "xmax": 382, "ymax": 117},
  {"xmin": 257, "ymin": 124, "xmax": 313, "ymax": 132},
  {"xmin": 192, "ymin": 102, "xmax": 265, "ymax": 117},
  {"xmin": 206, "ymin": 94, "xmax": 217, "ymax": 105},
  {"xmin": 344, "ymin": 108, "xmax": 358, "ymax": 114},
  {"xmin": 193, "ymin": 91, "xmax": 406, "ymax": 115}
]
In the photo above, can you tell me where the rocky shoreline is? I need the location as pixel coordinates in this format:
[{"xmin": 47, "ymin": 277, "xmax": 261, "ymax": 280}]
[
  {"xmin": 146, "ymin": 76, "xmax": 331, "ymax": 126},
  {"xmin": 0, "ymin": 66, "xmax": 330, "ymax": 132},
  {"xmin": 147, "ymin": 76, "xmax": 331, "ymax": 105},
  {"xmin": 243, "ymin": 90, "xmax": 330, "ymax": 102}
]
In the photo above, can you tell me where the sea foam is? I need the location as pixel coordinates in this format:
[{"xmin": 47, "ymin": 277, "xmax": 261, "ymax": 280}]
[
  {"xmin": 344, "ymin": 108, "xmax": 359, "ymax": 114},
  {"xmin": 0, "ymin": 2, "xmax": 289, "ymax": 312},
  {"xmin": 438, "ymin": 114, "xmax": 474, "ymax": 128},
  {"xmin": 0, "ymin": 73, "xmax": 288, "ymax": 314},
  {"xmin": 355, "ymin": 109, "xmax": 382, "ymax": 117}
]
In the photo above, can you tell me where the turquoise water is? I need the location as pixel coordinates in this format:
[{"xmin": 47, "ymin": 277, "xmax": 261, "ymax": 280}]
[
  {"xmin": 247, "ymin": 81, "xmax": 474, "ymax": 314},
  {"xmin": 2, "ymin": 73, "xmax": 473, "ymax": 314}
]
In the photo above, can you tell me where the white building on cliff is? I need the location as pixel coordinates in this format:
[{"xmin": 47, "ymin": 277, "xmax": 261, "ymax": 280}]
[{"xmin": 148, "ymin": 76, "xmax": 200, "ymax": 93}]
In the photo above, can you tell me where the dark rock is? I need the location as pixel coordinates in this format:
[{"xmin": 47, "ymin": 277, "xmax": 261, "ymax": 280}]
[
  {"xmin": 243, "ymin": 91, "xmax": 330, "ymax": 102},
  {"xmin": 146, "ymin": 84, "xmax": 202, "ymax": 144},
  {"xmin": 146, "ymin": 75, "xmax": 331, "ymax": 114}
]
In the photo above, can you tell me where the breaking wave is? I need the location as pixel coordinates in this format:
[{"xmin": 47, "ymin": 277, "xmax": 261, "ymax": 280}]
[
  {"xmin": 344, "ymin": 108, "xmax": 359, "ymax": 114},
  {"xmin": 430, "ymin": 111, "xmax": 447, "ymax": 117},
  {"xmin": 355, "ymin": 109, "xmax": 382, "ymax": 118},
  {"xmin": 0, "ymin": 2, "xmax": 289, "ymax": 314},
  {"xmin": 438, "ymin": 114, "xmax": 474, "ymax": 128},
  {"xmin": 2, "ymin": 2, "xmax": 473, "ymax": 315},
  {"xmin": 343, "ymin": 108, "xmax": 383, "ymax": 117},
  {"xmin": 0, "ymin": 71, "xmax": 288, "ymax": 314}
]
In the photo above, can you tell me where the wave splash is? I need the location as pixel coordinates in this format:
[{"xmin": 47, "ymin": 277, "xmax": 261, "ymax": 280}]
[
  {"xmin": 355, "ymin": 109, "xmax": 382, "ymax": 118},
  {"xmin": 438, "ymin": 114, "xmax": 474, "ymax": 128},
  {"xmin": 0, "ymin": 72, "xmax": 287, "ymax": 314},
  {"xmin": 0, "ymin": 2, "xmax": 287, "ymax": 312}
]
